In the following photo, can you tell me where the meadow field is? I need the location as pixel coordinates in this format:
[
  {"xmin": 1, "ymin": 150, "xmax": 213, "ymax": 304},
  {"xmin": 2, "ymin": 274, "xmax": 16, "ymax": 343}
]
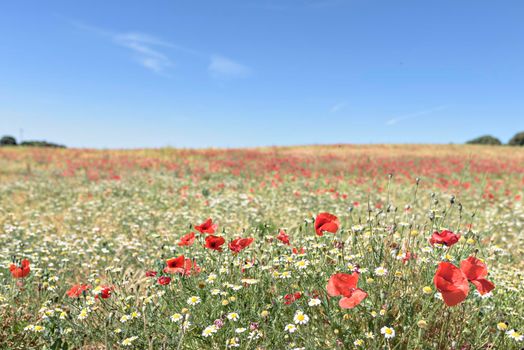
[{"xmin": 1, "ymin": 144, "xmax": 523, "ymax": 350}]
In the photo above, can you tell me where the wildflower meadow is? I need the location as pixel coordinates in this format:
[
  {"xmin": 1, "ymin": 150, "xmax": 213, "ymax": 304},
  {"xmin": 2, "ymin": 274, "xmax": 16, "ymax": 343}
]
[{"xmin": 1, "ymin": 144, "xmax": 523, "ymax": 349}]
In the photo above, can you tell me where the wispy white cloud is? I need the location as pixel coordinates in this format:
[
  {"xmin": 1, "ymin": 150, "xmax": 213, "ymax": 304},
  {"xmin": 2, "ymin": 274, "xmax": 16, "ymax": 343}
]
[
  {"xmin": 71, "ymin": 20, "xmax": 252, "ymax": 78},
  {"xmin": 208, "ymin": 55, "xmax": 251, "ymax": 79},
  {"xmin": 114, "ymin": 32, "xmax": 202, "ymax": 56},
  {"xmin": 386, "ymin": 105, "xmax": 449, "ymax": 125},
  {"xmin": 71, "ymin": 21, "xmax": 176, "ymax": 73},
  {"xmin": 330, "ymin": 101, "xmax": 346, "ymax": 113},
  {"xmin": 113, "ymin": 33, "xmax": 174, "ymax": 73}
]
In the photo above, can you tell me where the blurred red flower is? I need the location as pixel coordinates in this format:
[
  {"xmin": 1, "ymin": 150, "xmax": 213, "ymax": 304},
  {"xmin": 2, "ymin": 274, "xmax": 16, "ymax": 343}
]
[
  {"xmin": 164, "ymin": 256, "xmax": 185, "ymax": 273},
  {"xmin": 277, "ymin": 230, "xmax": 290, "ymax": 245},
  {"xmin": 145, "ymin": 270, "xmax": 157, "ymax": 277},
  {"xmin": 430, "ymin": 230, "xmax": 460, "ymax": 247},
  {"xmin": 402, "ymin": 251, "xmax": 417, "ymax": 264},
  {"xmin": 433, "ymin": 262, "xmax": 469, "ymax": 306},
  {"xmin": 97, "ymin": 286, "xmax": 113, "ymax": 299},
  {"xmin": 9, "ymin": 259, "xmax": 30, "ymax": 278},
  {"xmin": 205, "ymin": 235, "xmax": 225, "ymax": 251},
  {"xmin": 164, "ymin": 255, "xmax": 200, "ymax": 276},
  {"xmin": 178, "ymin": 232, "xmax": 196, "ymax": 246},
  {"xmin": 66, "ymin": 284, "xmax": 91, "ymax": 298},
  {"xmin": 283, "ymin": 292, "xmax": 302, "ymax": 305},
  {"xmin": 292, "ymin": 247, "xmax": 305, "ymax": 255},
  {"xmin": 195, "ymin": 218, "xmax": 217, "ymax": 234},
  {"xmin": 229, "ymin": 237, "xmax": 254, "ymax": 253},
  {"xmin": 314, "ymin": 212, "xmax": 340, "ymax": 236},
  {"xmin": 327, "ymin": 272, "xmax": 367, "ymax": 309},
  {"xmin": 460, "ymin": 256, "xmax": 495, "ymax": 295},
  {"xmin": 157, "ymin": 276, "xmax": 171, "ymax": 285}
]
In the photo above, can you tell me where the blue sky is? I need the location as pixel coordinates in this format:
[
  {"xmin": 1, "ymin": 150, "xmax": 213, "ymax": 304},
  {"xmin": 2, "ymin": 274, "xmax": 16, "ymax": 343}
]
[{"xmin": 1, "ymin": 0, "xmax": 523, "ymax": 148}]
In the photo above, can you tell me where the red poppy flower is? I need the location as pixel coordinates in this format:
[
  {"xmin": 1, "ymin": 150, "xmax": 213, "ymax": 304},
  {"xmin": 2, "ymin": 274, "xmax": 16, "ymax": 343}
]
[
  {"xmin": 314, "ymin": 212, "xmax": 340, "ymax": 236},
  {"xmin": 9, "ymin": 259, "xmax": 30, "ymax": 278},
  {"xmin": 97, "ymin": 286, "xmax": 113, "ymax": 299},
  {"xmin": 195, "ymin": 218, "xmax": 217, "ymax": 234},
  {"xmin": 164, "ymin": 255, "xmax": 200, "ymax": 276},
  {"xmin": 429, "ymin": 230, "xmax": 460, "ymax": 247},
  {"xmin": 205, "ymin": 235, "xmax": 225, "ymax": 251},
  {"xmin": 229, "ymin": 237, "xmax": 254, "ymax": 253},
  {"xmin": 164, "ymin": 255, "xmax": 186, "ymax": 273},
  {"xmin": 157, "ymin": 276, "xmax": 171, "ymax": 285},
  {"xmin": 277, "ymin": 230, "xmax": 290, "ymax": 245},
  {"xmin": 145, "ymin": 270, "xmax": 157, "ymax": 277},
  {"xmin": 178, "ymin": 232, "xmax": 196, "ymax": 246},
  {"xmin": 460, "ymin": 256, "xmax": 495, "ymax": 295},
  {"xmin": 283, "ymin": 292, "xmax": 302, "ymax": 305},
  {"xmin": 433, "ymin": 262, "xmax": 469, "ymax": 306},
  {"xmin": 292, "ymin": 247, "xmax": 306, "ymax": 255},
  {"xmin": 327, "ymin": 272, "xmax": 367, "ymax": 309},
  {"xmin": 66, "ymin": 284, "xmax": 91, "ymax": 298}
]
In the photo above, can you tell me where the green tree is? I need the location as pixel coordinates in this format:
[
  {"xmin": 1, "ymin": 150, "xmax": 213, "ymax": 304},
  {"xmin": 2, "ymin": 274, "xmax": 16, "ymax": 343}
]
[
  {"xmin": 466, "ymin": 135, "xmax": 502, "ymax": 145},
  {"xmin": 508, "ymin": 131, "xmax": 524, "ymax": 146},
  {"xmin": 0, "ymin": 135, "xmax": 17, "ymax": 146},
  {"xmin": 20, "ymin": 140, "xmax": 66, "ymax": 148}
]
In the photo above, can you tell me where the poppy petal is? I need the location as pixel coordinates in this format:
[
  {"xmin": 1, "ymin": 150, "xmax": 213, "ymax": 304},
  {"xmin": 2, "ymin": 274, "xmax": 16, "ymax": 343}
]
[
  {"xmin": 327, "ymin": 273, "xmax": 359, "ymax": 297},
  {"xmin": 434, "ymin": 262, "xmax": 469, "ymax": 307},
  {"xmin": 441, "ymin": 288, "xmax": 469, "ymax": 307},
  {"xmin": 320, "ymin": 222, "xmax": 339, "ymax": 234},
  {"xmin": 460, "ymin": 256, "xmax": 488, "ymax": 281},
  {"xmin": 471, "ymin": 278, "xmax": 495, "ymax": 295},
  {"xmin": 338, "ymin": 289, "xmax": 367, "ymax": 309}
]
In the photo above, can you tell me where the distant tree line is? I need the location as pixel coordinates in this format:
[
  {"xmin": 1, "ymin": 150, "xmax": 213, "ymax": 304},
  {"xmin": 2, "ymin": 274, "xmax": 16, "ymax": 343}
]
[
  {"xmin": 0, "ymin": 135, "xmax": 66, "ymax": 148},
  {"xmin": 2, "ymin": 132, "xmax": 524, "ymax": 148},
  {"xmin": 467, "ymin": 131, "xmax": 524, "ymax": 146}
]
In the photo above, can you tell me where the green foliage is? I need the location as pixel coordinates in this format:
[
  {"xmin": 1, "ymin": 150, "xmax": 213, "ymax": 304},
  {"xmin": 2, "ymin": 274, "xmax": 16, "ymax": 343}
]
[
  {"xmin": 1, "ymin": 136, "xmax": 65, "ymax": 148},
  {"xmin": 20, "ymin": 140, "xmax": 66, "ymax": 148},
  {"xmin": 466, "ymin": 135, "xmax": 502, "ymax": 145},
  {"xmin": 508, "ymin": 131, "xmax": 524, "ymax": 146},
  {"xmin": 0, "ymin": 135, "xmax": 17, "ymax": 146}
]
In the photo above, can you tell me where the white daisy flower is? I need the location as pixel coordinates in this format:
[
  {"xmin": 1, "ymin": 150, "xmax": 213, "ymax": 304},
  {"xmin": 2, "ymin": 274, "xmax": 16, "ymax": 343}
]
[
  {"xmin": 374, "ymin": 266, "xmax": 388, "ymax": 276},
  {"xmin": 227, "ymin": 312, "xmax": 240, "ymax": 321},
  {"xmin": 187, "ymin": 296, "xmax": 201, "ymax": 306},
  {"xmin": 285, "ymin": 324, "xmax": 298, "ymax": 333},
  {"xmin": 293, "ymin": 310, "xmax": 309, "ymax": 325},
  {"xmin": 506, "ymin": 329, "xmax": 523, "ymax": 342},
  {"xmin": 308, "ymin": 298, "xmax": 321, "ymax": 307},
  {"xmin": 380, "ymin": 326, "xmax": 395, "ymax": 339},
  {"xmin": 170, "ymin": 313, "xmax": 183, "ymax": 322},
  {"xmin": 121, "ymin": 336, "xmax": 138, "ymax": 346},
  {"xmin": 226, "ymin": 337, "xmax": 240, "ymax": 348},
  {"xmin": 295, "ymin": 260, "xmax": 310, "ymax": 269},
  {"xmin": 202, "ymin": 325, "xmax": 218, "ymax": 337}
]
